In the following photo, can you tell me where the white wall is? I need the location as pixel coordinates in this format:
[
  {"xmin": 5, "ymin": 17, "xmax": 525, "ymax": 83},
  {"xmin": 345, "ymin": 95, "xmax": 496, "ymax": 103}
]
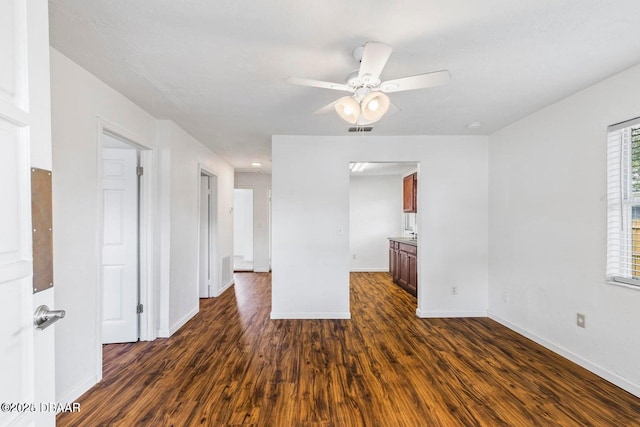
[
  {"xmin": 272, "ymin": 135, "xmax": 489, "ymax": 319},
  {"xmin": 235, "ymin": 172, "xmax": 272, "ymax": 272},
  {"xmin": 156, "ymin": 120, "xmax": 234, "ymax": 337},
  {"xmin": 50, "ymin": 48, "xmax": 158, "ymax": 402},
  {"xmin": 489, "ymin": 63, "xmax": 640, "ymax": 396},
  {"xmin": 51, "ymin": 49, "xmax": 235, "ymax": 403},
  {"xmin": 233, "ymin": 189, "xmax": 254, "ymax": 262},
  {"xmin": 349, "ymin": 175, "xmax": 402, "ymax": 271}
]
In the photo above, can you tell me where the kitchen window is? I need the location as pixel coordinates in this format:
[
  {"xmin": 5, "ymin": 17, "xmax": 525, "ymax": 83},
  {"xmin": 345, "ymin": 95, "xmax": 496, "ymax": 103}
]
[
  {"xmin": 404, "ymin": 212, "xmax": 416, "ymax": 233},
  {"xmin": 607, "ymin": 117, "xmax": 640, "ymax": 288}
]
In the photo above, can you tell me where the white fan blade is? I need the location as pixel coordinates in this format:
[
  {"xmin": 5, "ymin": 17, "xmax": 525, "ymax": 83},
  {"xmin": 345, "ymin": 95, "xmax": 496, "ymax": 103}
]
[
  {"xmin": 285, "ymin": 77, "xmax": 352, "ymax": 92},
  {"xmin": 312, "ymin": 100, "xmax": 338, "ymax": 115},
  {"xmin": 380, "ymin": 70, "xmax": 450, "ymax": 93},
  {"xmin": 358, "ymin": 42, "xmax": 393, "ymax": 81}
]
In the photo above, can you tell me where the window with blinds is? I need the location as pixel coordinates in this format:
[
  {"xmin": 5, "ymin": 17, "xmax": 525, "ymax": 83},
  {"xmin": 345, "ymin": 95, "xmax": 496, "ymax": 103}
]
[{"xmin": 607, "ymin": 117, "xmax": 640, "ymax": 287}]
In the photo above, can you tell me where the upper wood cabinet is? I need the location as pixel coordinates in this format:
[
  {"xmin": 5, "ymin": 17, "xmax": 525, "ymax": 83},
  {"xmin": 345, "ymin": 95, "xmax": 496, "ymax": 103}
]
[{"xmin": 403, "ymin": 173, "xmax": 417, "ymax": 213}]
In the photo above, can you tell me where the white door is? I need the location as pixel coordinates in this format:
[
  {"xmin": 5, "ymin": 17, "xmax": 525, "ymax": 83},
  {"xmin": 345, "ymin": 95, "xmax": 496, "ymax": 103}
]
[
  {"xmin": 0, "ymin": 0, "xmax": 56, "ymax": 426},
  {"xmin": 101, "ymin": 148, "xmax": 139, "ymax": 343},
  {"xmin": 199, "ymin": 175, "xmax": 211, "ymax": 298}
]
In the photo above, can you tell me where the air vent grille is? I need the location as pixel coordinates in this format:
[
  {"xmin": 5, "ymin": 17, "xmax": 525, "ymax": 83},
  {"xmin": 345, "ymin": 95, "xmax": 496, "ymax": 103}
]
[{"xmin": 348, "ymin": 126, "xmax": 373, "ymax": 133}]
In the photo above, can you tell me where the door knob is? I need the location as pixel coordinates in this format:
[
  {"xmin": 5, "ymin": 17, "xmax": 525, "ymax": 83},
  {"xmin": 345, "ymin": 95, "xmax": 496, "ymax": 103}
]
[{"xmin": 34, "ymin": 305, "xmax": 65, "ymax": 330}]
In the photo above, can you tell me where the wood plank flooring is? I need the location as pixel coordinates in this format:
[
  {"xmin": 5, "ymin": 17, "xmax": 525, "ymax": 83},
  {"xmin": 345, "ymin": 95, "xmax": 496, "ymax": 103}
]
[{"xmin": 58, "ymin": 272, "xmax": 640, "ymax": 426}]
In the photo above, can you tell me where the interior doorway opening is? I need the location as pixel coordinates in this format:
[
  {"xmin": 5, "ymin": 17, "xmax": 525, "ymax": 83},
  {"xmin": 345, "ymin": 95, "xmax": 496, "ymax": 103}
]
[
  {"xmin": 348, "ymin": 161, "xmax": 419, "ymax": 308},
  {"xmin": 199, "ymin": 171, "xmax": 218, "ymax": 298},
  {"xmin": 233, "ymin": 188, "xmax": 254, "ymax": 271}
]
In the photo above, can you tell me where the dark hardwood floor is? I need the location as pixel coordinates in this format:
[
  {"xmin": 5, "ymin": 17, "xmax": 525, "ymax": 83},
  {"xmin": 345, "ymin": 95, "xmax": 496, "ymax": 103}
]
[{"xmin": 58, "ymin": 272, "xmax": 640, "ymax": 426}]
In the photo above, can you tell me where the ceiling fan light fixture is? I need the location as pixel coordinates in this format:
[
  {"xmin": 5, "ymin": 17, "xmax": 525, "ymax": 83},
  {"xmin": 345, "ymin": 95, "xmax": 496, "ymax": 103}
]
[
  {"xmin": 286, "ymin": 42, "xmax": 451, "ymax": 125},
  {"xmin": 361, "ymin": 92, "xmax": 390, "ymax": 122},
  {"xmin": 335, "ymin": 96, "xmax": 361, "ymax": 124}
]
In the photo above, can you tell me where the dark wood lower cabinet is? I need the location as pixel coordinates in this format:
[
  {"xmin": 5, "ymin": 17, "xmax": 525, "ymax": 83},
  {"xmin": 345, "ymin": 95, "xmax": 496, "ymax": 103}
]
[
  {"xmin": 388, "ymin": 239, "xmax": 417, "ymax": 296},
  {"xmin": 389, "ymin": 242, "xmax": 400, "ymax": 283},
  {"xmin": 408, "ymin": 252, "xmax": 417, "ymax": 292}
]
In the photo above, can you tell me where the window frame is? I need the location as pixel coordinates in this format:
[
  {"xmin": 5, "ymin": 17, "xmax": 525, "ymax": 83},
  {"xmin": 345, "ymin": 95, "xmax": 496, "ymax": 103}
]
[{"xmin": 607, "ymin": 117, "xmax": 640, "ymax": 289}]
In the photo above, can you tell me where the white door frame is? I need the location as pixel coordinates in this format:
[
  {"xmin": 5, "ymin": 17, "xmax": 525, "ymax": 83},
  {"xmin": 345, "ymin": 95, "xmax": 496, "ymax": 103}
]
[
  {"xmin": 198, "ymin": 174, "xmax": 211, "ymax": 298},
  {"xmin": 198, "ymin": 165, "xmax": 218, "ymax": 297},
  {"xmin": 268, "ymin": 186, "xmax": 272, "ymax": 271},
  {"xmin": 95, "ymin": 118, "xmax": 156, "ymax": 380}
]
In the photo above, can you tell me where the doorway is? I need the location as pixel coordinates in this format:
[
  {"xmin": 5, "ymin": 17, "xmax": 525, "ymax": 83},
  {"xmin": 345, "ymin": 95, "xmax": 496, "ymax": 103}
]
[
  {"xmin": 199, "ymin": 171, "xmax": 218, "ymax": 298},
  {"xmin": 348, "ymin": 161, "xmax": 419, "ymax": 307},
  {"xmin": 233, "ymin": 188, "xmax": 254, "ymax": 271},
  {"xmin": 101, "ymin": 132, "xmax": 141, "ymax": 344}
]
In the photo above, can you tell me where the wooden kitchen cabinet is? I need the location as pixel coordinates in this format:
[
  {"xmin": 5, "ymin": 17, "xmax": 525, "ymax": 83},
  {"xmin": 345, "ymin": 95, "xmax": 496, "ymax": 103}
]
[
  {"xmin": 398, "ymin": 250, "xmax": 410, "ymax": 288},
  {"xmin": 388, "ymin": 239, "xmax": 417, "ymax": 296},
  {"xmin": 389, "ymin": 241, "xmax": 400, "ymax": 283},
  {"xmin": 403, "ymin": 173, "xmax": 417, "ymax": 213},
  {"xmin": 408, "ymin": 251, "xmax": 417, "ymax": 293}
]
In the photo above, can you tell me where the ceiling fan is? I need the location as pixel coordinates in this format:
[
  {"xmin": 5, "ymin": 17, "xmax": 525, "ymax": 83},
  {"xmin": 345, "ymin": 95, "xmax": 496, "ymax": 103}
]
[{"xmin": 286, "ymin": 42, "xmax": 450, "ymax": 126}]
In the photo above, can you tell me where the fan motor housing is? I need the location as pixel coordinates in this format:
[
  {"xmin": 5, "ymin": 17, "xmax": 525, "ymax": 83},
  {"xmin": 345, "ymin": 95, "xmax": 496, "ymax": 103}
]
[{"xmin": 346, "ymin": 70, "xmax": 380, "ymax": 91}]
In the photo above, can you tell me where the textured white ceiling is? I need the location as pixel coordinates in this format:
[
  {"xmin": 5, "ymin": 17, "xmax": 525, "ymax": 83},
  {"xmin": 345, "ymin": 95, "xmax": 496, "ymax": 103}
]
[{"xmin": 48, "ymin": 0, "xmax": 640, "ymax": 172}]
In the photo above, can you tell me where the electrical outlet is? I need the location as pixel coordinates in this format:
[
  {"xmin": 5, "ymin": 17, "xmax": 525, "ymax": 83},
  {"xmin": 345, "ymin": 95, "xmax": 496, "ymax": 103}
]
[
  {"xmin": 451, "ymin": 286, "xmax": 458, "ymax": 295},
  {"xmin": 576, "ymin": 313, "xmax": 586, "ymax": 328},
  {"xmin": 352, "ymin": 254, "xmax": 356, "ymax": 260},
  {"xmin": 502, "ymin": 291, "xmax": 509, "ymax": 303}
]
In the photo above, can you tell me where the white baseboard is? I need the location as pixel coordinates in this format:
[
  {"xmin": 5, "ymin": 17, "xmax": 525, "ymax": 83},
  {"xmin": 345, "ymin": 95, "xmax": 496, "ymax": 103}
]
[
  {"xmin": 349, "ymin": 268, "xmax": 389, "ymax": 272},
  {"xmin": 170, "ymin": 306, "xmax": 199, "ymax": 336},
  {"xmin": 489, "ymin": 311, "xmax": 640, "ymax": 398},
  {"xmin": 252, "ymin": 262, "xmax": 271, "ymax": 272},
  {"xmin": 270, "ymin": 311, "xmax": 351, "ymax": 319},
  {"xmin": 57, "ymin": 374, "xmax": 98, "ymax": 404},
  {"xmin": 157, "ymin": 306, "xmax": 199, "ymax": 338},
  {"xmin": 416, "ymin": 309, "xmax": 488, "ymax": 318},
  {"xmin": 215, "ymin": 279, "xmax": 234, "ymax": 296}
]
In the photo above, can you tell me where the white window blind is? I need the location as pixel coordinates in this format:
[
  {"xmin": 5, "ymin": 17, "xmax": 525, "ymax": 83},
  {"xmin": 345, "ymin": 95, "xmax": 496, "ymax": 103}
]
[{"xmin": 607, "ymin": 117, "xmax": 640, "ymax": 287}]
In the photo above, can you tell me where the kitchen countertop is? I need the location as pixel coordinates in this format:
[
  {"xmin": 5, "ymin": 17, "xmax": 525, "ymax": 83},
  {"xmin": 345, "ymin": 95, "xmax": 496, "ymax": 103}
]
[{"xmin": 388, "ymin": 237, "xmax": 417, "ymax": 246}]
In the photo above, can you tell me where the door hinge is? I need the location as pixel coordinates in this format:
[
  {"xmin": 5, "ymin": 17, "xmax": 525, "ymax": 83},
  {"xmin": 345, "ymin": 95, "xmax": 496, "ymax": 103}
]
[
  {"xmin": 136, "ymin": 166, "xmax": 144, "ymax": 176},
  {"xmin": 136, "ymin": 303, "xmax": 143, "ymax": 314}
]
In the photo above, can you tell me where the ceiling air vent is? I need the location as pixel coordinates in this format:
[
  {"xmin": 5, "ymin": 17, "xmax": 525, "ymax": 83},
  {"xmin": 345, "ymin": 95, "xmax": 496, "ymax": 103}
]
[{"xmin": 348, "ymin": 126, "xmax": 373, "ymax": 133}]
